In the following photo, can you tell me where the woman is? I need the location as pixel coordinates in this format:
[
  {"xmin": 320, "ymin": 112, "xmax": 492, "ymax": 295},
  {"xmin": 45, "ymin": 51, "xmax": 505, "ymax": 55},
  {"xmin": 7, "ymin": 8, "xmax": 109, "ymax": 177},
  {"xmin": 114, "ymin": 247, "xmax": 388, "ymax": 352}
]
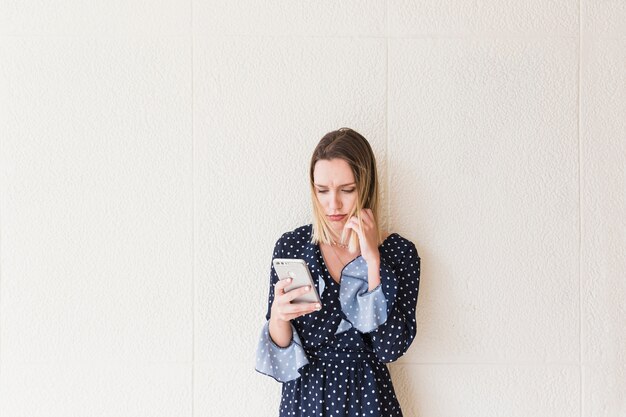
[{"xmin": 255, "ymin": 128, "xmax": 421, "ymax": 417}]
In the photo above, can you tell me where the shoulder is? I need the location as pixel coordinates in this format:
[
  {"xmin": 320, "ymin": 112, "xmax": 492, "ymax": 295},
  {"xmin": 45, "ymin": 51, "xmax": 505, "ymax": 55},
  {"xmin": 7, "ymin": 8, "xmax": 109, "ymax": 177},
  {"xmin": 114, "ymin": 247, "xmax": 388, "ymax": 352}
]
[
  {"xmin": 277, "ymin": 224, "xmax": 312, "ymax": 241},
  {"xmin": 380, "ymin": 233, "xmax": 420, "ymax": 279},
  {"xmin": 382, "ymin": 232, "xmax": 419, "ymax": 260},
  {"xmin": 273, "ymin": 224, "xmax": 313, "ymax": 249}
]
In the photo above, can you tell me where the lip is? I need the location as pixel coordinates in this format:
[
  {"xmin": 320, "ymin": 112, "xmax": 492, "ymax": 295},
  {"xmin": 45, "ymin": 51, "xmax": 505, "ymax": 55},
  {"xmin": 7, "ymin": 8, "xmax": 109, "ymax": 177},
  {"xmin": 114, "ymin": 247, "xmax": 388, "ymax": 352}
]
[{"xmin": 328, "ymin": 214, "xmax": 346, "ymax": 221}]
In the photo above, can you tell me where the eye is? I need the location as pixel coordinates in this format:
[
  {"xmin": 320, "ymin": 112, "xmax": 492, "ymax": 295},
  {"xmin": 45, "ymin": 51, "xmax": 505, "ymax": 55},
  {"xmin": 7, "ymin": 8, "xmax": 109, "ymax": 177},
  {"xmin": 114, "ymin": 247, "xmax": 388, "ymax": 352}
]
[{"xmin": 316, "ymin": 188, "xmax": 354, "ymax": 194}]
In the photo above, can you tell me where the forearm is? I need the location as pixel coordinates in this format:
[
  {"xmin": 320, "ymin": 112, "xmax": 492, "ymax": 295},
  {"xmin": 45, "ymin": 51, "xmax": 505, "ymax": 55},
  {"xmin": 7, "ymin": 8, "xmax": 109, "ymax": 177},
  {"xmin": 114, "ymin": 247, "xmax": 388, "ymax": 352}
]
[
  {"xmin": 367, "ymin": 260, "xmax": 381, "ymax": 292},
  {"xmin": 369, "ymin": 309, "xmax": 416, "ymax": 363},
  {"xmin": 269, "ymin": 316, "xmax": 293, "ymax": 348}
]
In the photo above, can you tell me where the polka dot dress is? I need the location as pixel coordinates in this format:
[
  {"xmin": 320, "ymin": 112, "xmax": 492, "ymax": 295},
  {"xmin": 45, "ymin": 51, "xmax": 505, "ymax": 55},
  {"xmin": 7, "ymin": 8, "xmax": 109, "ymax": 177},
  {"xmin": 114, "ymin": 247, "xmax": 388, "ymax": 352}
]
[{"xmin": 258, "ymin": 224, "xmax": 421, "ymax": 417}]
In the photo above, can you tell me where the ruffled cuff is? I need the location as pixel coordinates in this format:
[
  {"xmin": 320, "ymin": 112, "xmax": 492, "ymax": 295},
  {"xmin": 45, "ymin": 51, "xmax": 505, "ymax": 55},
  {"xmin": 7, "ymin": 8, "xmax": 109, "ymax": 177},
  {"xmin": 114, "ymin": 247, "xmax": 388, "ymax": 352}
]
[
  {"xmin": 255, "ymin": 320, "xmax": 309, "ymax": 383},
  {"xmin": 337, "ymin": 256, "xmax": 398, "ymax": 334}
]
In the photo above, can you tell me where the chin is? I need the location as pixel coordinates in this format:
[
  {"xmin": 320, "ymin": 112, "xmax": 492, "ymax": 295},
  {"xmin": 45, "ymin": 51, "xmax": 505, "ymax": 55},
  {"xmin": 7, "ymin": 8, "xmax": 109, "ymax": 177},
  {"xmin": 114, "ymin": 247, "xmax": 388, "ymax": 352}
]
[{"xmin": 332, "ymin": 224, "xmax": 347, "ymax": 235}]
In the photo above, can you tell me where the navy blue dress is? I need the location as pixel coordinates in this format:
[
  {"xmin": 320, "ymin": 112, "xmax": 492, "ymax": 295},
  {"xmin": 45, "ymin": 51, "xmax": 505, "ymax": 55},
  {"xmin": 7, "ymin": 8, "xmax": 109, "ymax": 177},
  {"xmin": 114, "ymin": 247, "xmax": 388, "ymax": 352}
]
[{"xmin": 255, "ymin": 224, "xmax": 421, "ymax": 417}]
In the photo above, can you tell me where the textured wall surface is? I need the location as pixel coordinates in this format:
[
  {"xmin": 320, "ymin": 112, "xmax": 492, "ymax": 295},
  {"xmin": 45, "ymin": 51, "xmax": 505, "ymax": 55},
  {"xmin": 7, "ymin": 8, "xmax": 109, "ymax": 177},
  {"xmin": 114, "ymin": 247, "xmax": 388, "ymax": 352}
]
[{"xmin": 0, "ymin": 1, "xmax": 624, "ymax": 417}]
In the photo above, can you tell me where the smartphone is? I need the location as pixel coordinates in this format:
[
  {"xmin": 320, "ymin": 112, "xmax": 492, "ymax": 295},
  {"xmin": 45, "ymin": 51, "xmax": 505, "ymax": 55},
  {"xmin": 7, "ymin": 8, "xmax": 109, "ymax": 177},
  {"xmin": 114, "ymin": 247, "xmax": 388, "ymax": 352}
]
[{"xmin": 273, "ymin": 258, "xmax": 322, "ymax": 305}]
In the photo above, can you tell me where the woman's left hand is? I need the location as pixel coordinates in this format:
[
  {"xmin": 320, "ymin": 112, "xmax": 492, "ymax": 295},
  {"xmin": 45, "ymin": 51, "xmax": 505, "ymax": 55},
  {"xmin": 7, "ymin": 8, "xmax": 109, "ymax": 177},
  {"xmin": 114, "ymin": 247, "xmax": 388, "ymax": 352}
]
[{"xmin": 344, "ymin": 208, "xmax": 381, "ymax": 266}]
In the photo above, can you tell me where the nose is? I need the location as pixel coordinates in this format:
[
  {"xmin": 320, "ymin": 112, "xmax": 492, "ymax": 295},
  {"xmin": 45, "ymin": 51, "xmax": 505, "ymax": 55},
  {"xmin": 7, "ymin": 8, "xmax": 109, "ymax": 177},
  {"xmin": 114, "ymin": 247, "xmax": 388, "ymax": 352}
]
[{"xmin": 329, "ymin": 191, "xmax": 342, "ymax": 210}]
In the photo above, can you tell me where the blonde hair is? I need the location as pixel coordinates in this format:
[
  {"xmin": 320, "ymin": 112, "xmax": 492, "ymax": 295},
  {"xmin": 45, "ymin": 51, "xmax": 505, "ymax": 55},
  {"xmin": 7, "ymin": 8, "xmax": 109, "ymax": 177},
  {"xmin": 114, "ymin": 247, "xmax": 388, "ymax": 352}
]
[{"xmin": 309, "ymin": 128, "xmax": 382, "ymax": 253}]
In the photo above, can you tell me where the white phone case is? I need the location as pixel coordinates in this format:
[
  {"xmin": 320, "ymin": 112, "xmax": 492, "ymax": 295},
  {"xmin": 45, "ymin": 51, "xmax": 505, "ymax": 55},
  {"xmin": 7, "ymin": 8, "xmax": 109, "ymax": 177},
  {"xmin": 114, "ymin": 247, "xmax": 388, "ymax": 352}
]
[{"xmin": 273, "ymin": 258, "xmax": 322, "ymax": 305}]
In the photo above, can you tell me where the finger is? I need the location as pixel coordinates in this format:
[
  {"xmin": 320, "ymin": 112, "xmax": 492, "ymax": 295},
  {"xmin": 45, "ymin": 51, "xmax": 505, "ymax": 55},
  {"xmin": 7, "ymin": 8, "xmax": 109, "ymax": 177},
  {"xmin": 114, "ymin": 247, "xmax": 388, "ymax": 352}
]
[
  {"xmin": 283, "ymin": 285, "xmax": 313, "ymax": 302},
  {"xmin": 360, "ymin": 211, "xmax": 373, "ymax": 227},
  {"xmin": 274, "ymin": 278, "xmax": 292, "ymax": 298},
  {"xmin": 293, "ymin": 307, "xmax": 321, "ymax": 319},
  {"xmin": 284, "ymin": 303, "xmax": 322, "ymax": 319},
  {"xmin": 345, "ymin": 218, "xmax": 362, "ymax": 235},
  {"xmin": 275, "ymin": 277, "xmax": 292, "ymax": 292},
  {"xmin": 283, "ymin": 312, "xmax": 308, "ymax": 321},
  {"xmin": 360, "ymin": 208, "xmax": 372, "ymax": 222},
  {"xmin": 344, "ymin": 216, "xmax": 358, "ymax": 228},
  {"xmin": 285, "ymin": 302, "xmax": 320, "ymax": 314}
]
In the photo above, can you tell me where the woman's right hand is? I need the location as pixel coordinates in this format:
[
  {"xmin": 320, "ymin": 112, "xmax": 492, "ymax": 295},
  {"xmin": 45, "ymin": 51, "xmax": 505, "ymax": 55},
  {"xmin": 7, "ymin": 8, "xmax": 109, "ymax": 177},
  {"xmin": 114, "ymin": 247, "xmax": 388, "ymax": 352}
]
[{"xmin": 271, "ymin": 278, "xmax": 321, "ymax": 322}]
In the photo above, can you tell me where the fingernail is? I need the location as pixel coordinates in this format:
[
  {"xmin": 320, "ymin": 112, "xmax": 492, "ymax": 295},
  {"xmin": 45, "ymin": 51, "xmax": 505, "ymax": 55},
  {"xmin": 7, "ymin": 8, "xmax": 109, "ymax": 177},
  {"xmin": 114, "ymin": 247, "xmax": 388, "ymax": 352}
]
[
  {"xmin": 315, "ymin": 304, "xmax": 321, "ymax": 310},
  {"xmin": 305, "ymin": 286, "xmax": 310, "ymax": 291}
]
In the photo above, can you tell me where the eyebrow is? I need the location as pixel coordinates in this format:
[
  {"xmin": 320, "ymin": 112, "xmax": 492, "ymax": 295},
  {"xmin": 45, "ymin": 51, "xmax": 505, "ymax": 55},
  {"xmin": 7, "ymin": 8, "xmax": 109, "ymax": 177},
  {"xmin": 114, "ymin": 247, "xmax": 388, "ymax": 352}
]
[{"xmin": 314, "ymin": 182, "xmax": 356, "ymax": 188}]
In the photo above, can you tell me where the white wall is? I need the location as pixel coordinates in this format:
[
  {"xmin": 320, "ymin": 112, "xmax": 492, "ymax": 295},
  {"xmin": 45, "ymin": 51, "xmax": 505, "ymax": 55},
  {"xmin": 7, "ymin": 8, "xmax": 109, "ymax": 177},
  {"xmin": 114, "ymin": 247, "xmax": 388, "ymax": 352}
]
[{"xmin": 0, "ymin": 1, "xmax": 624, "ymax": 416}]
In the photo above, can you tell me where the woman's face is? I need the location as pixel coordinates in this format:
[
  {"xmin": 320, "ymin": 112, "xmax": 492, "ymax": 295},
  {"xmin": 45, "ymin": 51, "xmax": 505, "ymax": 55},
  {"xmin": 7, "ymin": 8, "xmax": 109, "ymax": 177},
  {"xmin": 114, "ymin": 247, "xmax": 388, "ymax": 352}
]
[{"xmin": 313, "ymin": 158, "xmax": 358, "ymax": 235}]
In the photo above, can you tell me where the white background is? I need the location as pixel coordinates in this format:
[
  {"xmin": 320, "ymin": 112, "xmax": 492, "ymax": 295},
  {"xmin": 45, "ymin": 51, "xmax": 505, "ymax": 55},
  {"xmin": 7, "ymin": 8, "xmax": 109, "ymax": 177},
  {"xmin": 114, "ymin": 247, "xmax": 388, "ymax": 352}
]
[{"xmin": 0, "ymin": 1, "xmax": 624, "ymax": 416}]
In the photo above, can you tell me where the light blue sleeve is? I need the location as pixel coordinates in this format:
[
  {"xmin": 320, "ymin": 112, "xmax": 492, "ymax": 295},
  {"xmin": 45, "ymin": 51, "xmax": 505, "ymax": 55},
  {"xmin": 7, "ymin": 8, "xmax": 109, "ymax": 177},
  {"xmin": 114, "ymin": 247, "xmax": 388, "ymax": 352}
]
[
  {"xmin": 255, "ymin": 320, "xmax": 309, "ymax": 383},
  {"xmin": 337, "ymin": 256, "xmax": 398, "ymax": 334}
]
